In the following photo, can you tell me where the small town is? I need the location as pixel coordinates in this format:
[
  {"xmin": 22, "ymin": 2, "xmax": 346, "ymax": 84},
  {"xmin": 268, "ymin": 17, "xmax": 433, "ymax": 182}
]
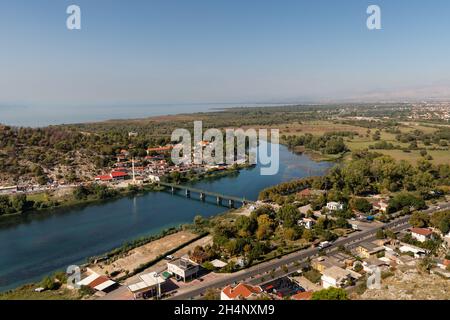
[{"xmin": 58, "ymin": 183, "xmax": 450, "ymax": 301}]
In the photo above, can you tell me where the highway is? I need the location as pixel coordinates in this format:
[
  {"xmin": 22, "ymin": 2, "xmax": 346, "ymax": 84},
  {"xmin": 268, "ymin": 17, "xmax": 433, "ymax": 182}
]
[{"xmin": 169, "ymin": 201, "xmax": 450, "ymax": 300}]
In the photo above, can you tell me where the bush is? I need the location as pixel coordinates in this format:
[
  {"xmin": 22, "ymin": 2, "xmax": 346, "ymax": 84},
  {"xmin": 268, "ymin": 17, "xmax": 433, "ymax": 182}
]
[{"xmin": 312, "ymin": 287, "xmax": 348, "ymax": 300}]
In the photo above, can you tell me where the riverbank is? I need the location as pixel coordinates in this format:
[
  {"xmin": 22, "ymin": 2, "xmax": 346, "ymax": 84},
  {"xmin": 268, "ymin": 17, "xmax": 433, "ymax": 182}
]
[{"xmin": 0, "ymin": 165, "xmax": 249, "ymax": 226}]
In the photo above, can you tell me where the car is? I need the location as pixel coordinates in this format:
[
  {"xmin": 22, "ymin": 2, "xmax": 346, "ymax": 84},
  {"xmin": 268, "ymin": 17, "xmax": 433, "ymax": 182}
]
[{"xmin": 165, "ymin": 255, "xmax": 174, "ymax": 260}]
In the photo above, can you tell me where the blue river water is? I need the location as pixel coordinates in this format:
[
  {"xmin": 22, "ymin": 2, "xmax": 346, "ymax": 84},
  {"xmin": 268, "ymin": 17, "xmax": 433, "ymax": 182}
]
[{"xmin": 0, "ymin": 144, "xmax": 332, "ymax": 292}]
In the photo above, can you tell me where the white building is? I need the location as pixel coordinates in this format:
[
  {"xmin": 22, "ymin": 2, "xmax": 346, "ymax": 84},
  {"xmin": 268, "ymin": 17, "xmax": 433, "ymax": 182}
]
[
  {"xmin": 411, "ymin": 228, "xmax": 433, "ymax": 243},
  {"xmin": 167, "ymin": 256, "xmax": 199, "ymax": 282},
  {"xmin": 298, "ymin": 218, "xmax": 315, "ymax": 230},
  {"xmin": 127, "ymin": 272, "xmax": 166, "ymax": 299},
  {"xmin": 326, "ymin": 202, "xmax": 344, "ymax": 211},
  {"xmin": 321, "ymin": 266, "xmax": 352, "ymax": 289},
  {"xmin": 399, "ymin": 242, "xmax": 429, "ymax": 258}
]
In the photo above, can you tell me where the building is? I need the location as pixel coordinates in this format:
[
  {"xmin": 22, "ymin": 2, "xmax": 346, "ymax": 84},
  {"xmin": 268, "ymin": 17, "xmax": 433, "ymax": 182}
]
[
  {"xmin": 76, "ymin": 272, "xmax": 117, "ymax": 293},
  {"xmin": 437, "ymin": 259, "xmax": 450, "ymax": 270},
  {"xmin": 146, "ymin": 145, "xmax": 174, "ymax": 155},
  {"xmin": 326, "ymin": 202, "xmax": 344, "ymax": 211},
  {"xmin": 167, "ymin": 256, "xmax": 199, "ymax": 282},
  {"xmin": 291, "ymin": 291, "xmax": 313, "ymax": 300},
  {"xmin": 221, "ymin": 283, "xmax": 262, "ymax": 300},
  {"xmin": 311, "ymin": 256, "xmax": 345, "ymax": 273},
  {"xmin": 411, "ymin": 228, "xmax": 434, "ymax": 243},
  {"xmin": 373, "ymin": 200, "xmax": 389, "ymax": 213},
  {"xmin": 355, "ymin": 242, "xmax": 385, "ymax": 259},
  {"xmin": 399, "ymin": 243, "xmax": 429, "ymax": 258},
  {"xmin": 127, "ymin": 272, "xmax": 166, "ymax": 299},
  {"xmin": 95, "ymin": 171, "xmax": 129, "ymax": 182},
  {"xmin": 297, "ymin": 188, "xmax": 312, "ymax": 198},
  {"xmin": 298, "ymin": 218, "xmax": 315, "ymax": 230},
  {"xmin": 362, "ymin": 257, "xmax": 390, "ymax": 273},
  {"xmin": 321, "ymin": 266, "xmax": 352, "ymax": 289}
]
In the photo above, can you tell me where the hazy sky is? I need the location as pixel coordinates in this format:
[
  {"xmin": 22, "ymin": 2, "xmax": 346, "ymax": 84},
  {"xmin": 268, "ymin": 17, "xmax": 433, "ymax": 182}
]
[{"xmin": 1, "ymin": 0, "xmax": 450, "ymax": 107}]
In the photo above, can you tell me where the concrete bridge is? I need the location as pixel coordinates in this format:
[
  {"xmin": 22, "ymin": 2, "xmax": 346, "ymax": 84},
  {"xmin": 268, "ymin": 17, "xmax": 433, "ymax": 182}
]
[{"xmin": 156, "ymin": 181, "xmax": 254, "ymax": 208}]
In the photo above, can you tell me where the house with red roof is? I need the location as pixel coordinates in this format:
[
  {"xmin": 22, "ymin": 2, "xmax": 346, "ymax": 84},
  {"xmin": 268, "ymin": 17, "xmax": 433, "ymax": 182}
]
[
  {"xmin": 95, "ymin": 171, "xmax": 129, "ymax": 182},
  {"xmin": 297, "ymin": 188, "xmax": 312, "ymax": 198},
  {"xmin": 220, "ymin": 283, "xmax": 263, "ymax": 300},
  {"xmin": 291, "ymin": 291, "xmax": 313, "ymax": 300},
  {"xmin": 146, "ymin": 145, "xmax": 173, "ymax": 155},
  {"xmin": 411, "ymin": 228, "xmax": 434, "ymax": 243}
]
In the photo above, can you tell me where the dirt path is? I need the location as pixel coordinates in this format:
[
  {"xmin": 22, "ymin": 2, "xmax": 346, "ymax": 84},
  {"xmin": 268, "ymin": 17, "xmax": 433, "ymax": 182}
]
[{"xmin": 89, "ymin": 231, "xmax": 199, "ymax": 277}]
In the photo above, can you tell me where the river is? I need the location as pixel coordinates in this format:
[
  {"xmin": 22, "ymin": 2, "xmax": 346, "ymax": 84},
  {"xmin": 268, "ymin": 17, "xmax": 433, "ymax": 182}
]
[{"xmin": 0, "ymin": 144, "xmax": 332, "ymax": 292}]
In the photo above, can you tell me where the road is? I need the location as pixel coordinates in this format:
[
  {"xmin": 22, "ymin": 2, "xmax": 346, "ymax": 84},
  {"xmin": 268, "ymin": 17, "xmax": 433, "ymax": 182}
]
[{"xmin": 169, "ymin": 202, "xmax": 450, "ymax": 300}]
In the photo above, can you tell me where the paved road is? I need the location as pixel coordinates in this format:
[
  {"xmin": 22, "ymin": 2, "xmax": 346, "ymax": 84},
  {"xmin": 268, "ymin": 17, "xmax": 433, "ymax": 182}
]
[{"xmin": 169, "ymin": 202, "xmax": 450, "ymax": 300}]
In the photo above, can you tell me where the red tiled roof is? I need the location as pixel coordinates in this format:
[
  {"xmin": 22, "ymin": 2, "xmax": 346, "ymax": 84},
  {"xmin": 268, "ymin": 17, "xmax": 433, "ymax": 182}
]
[
  {"xmin": 88, "ymin": 276, "xmax": 109, "ymax": 289},
  {"xmin": 147, "ymin": 146, "xmax": 173, "ymax": 152},
  {"xmin": 444, "ymin": 259, "xmax": 450, "ymax": 267},
  {"xmin": 96, "ymin": 175, "xmax": 112, "ymax": 181},
  {"xmin": 111, "ymin": 171, "xmax": 128, "ymax": 178},
  {"xmin": 222, "ymin": 283, "xmax": 262, "ymax": 300},
  {"xmin": 291, "ymin": 291, "xmax": 313, "ymax": 301},
  {"xmin": 297, "ymin": 189, "xmax": 311, "ymax": 197},
  {"xmin": 411, "ymin": 228, "xmax": 433, "ymax": 236}
]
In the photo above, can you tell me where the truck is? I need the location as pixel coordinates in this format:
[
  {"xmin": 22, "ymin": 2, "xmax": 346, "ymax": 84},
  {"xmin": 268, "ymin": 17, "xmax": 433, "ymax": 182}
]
[{"xmin": 318, "ymin": 241, "xmax": 331, "ymax": 249}]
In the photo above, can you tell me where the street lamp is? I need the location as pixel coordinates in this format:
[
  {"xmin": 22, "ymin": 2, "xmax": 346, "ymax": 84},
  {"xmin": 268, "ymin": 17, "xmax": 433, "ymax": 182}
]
[{"xmin": 154, "ymin": 273, "xmax": 161, "ymax": 300}]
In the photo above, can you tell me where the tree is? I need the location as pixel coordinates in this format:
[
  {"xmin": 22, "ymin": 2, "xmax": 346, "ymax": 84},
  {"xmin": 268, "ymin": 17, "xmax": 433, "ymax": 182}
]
[
  {"xmin": 375, "ymin": 228, "xmax": 385, "ymax": 239},
  {"xmin": 194, "ymin": 215, "xmax": 205, "ymax": 227},
  {"xmin": 385, "ymin": 229, "xmax": 397, "ymax": 239},
  {"xmin": 354, "ymin": 263, "xmax": 363, "ymax": 272},
  {"xmin": 302, "ymin": 229, "xmax": 314, "ymax": 242},
  {"xmin": 350, "ymin": 198, "xmax": 372, "ymax": 213},
  {"xmin": 283, "ymin": 227, "xmax": 298, "ymax": 241},
  {"xmin": 277, "ymin": 204, "xmax": 300, "ymax": 228},
  {"xmin": 336, "ymin": 217, "xmax": 350, "ymax": 229},
  {"xmin": 255, "ymin": 214, "xmax": 275, "ymax": 240},
  {"xmin": 430, "ymin": 210, "xmax": 450, "ymax": 234},
  {"xmin": 409, "ymin": 211, "xmax": 430, "ymax": 228},
  {"xmin": 312, "ymin": 287, "xmax": 348, "ymax": 300},
  {"xmin": 11, "ymin": 194, "xmax": 33, "ymax": 213}
]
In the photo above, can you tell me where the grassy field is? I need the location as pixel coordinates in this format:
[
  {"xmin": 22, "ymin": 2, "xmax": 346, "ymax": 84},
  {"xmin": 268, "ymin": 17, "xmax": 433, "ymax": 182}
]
[
  {"xmin": 0, "ymin": 284, "xmax": 80, "ymax": 300},
  {"xmin": 278, "ymin": 120, "xmax": 449, "ymax": 165},
  {"xmin": 279, "ymin": 120, "xmax": 367, "ymax": 137},
  {"xmin": 377, "ymin": 149, "xmax": 450, "ymax": 165},
  {"xmin": 26, "ymin": 192, "xmax": 49, "ymax": 202}
]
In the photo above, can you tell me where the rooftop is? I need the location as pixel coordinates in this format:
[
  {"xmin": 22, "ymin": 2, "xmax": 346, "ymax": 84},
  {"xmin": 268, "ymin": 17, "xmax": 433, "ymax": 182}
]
[
  {"xmin": 169, "ymin": 256, "xmax": 198, "ymax": 270},
  {"xmin": 322, "ymin": 266, "xmax": 351, "ymax": 280},
  {"xmin": 291, "ymin": 291, "xmax": 313, "ymax": 300},
  {"xmin": 411, "ymin": 228, "xmax": 433, "ymax": 236},
  {"xmin": 222, "ymin": 283, "xmax": 262, "ymax": 299}
]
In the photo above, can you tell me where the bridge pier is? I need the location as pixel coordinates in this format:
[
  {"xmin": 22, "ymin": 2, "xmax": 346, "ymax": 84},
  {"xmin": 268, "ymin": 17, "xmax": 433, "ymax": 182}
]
[
  {"xmin": 185, "ymin": 189, "xmax": 190, "ymax": 198},
  {"xmin": 228, "ymin": 199, "xmax": 235, "ymax": 208},
  {"xmin": 200, "ymin": 192, "xmax": 205, "ymax": 201},
  {"xmin": 216, "ymin": 196, "xmax": 222, "ymax": 205},
  {"xmin": 171, "ymin": 186, "xmax": 175, "ymax": 193}
]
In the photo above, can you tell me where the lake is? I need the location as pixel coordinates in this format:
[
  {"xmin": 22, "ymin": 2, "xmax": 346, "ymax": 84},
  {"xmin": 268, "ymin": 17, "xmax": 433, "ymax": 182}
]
[{"xmin": 0, "ymin": 144, "xmax": 332, "ymax": 292}]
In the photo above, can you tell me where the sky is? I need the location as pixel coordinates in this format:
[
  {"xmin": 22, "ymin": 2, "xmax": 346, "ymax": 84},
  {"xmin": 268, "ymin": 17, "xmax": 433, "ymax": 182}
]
[{"xmin": 1, "ymin": 0, "xmax": 450, "ymax": 113}]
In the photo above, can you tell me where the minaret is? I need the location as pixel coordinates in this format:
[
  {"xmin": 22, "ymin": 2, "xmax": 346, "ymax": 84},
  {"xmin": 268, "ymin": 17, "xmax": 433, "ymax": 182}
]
[{"xmin": 132, "ymin": 157, "xmax": 136, "ymax": 183}]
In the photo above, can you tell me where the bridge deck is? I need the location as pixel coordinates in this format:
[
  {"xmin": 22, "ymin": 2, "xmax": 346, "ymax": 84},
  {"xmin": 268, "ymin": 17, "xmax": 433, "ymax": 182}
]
[{"xmin": 157, "ymin": 182, "xmax": 254, "ymax": 203}]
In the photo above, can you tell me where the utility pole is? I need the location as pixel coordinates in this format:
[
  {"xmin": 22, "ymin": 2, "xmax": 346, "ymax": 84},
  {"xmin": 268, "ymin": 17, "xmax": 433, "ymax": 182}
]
[{"xmin": 132, "ymin": 157, "xmax": 136, "ymax": 183}]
